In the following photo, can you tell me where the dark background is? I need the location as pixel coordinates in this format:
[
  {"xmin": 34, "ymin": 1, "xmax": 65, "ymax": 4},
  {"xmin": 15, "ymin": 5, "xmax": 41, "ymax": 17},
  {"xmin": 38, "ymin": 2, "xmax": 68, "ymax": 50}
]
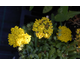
[{"xmin": 0, "ymin": 6, "xmax": 80, "ymax": 59}]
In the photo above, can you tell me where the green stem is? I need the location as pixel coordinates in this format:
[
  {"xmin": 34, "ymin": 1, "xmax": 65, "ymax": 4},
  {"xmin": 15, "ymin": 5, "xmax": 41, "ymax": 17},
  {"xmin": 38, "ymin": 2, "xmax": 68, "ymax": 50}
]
[
  {"xmin": 34, "ymin": 32, "xmax": 37, "ymax": 48},
  {"xmin": 60, "ymin": 22, "xmax": 62, "ymax": 26}
]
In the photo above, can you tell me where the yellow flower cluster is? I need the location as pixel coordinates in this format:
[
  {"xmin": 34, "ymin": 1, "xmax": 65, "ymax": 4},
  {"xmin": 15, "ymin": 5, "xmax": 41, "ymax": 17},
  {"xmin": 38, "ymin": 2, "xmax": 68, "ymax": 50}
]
[
  {"xmin": 32, "ymin": 17, "xmax": 53, "ymax": 39},
  {"xmin": 75, "ymin": 29, "xmax": 80, "ymax": 48},
  {"xmin": 56, "ymin": 26, "xmax": 72, "ymax": 43},
  {"xmin": 8, "ymin": 26, "xmax": 31, "ymax": 48}
]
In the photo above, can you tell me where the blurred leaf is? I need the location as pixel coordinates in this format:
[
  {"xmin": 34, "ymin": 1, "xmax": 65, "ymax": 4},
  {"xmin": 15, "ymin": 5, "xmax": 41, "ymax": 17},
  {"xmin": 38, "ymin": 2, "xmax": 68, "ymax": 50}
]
[
  {"xmin": 76, "ymin": 54, "xmax": 80, "ymax": 58},
  {"xmin": 49, "ymin": 48, "xmax": 56, "ymax": 58},
  {"xmin": 55, "ymin": 6, "xmax": 68, "ymax": 22},
  {"xmin": 67, "ymin": 46, "xmax": 76, "ymax": 52},
  {"xmin": 58, "ymin": 53, "xmax": 62, "ymax": 57},
  {"xmin": 21, "ymin": 55, "xmax": 25, "ymax": 59},
  {"xmin": 57, "ymin": 49, "xmax": 60, "ymax": 53},
  {"xmin": 38, "ymin": 46, "xmax": 42, "ymax": 53},
  {"xmin": 51, "ymin": 13, "xmax": 54, "ymax": 25},
  {"xmin": 68, "ymin": 51, "xmax": 76, "ymax": 55},
  {"xmin": 55, "ymin": 6, "xmax": 80, "ymax": 22},
  {"xmin": 39, "ymin": 39, "xmax": 41, "ymax": 42},
  {"xmin": 54, "ymin": 36, "xmax": 57, "ymax": 40},
  {"xmin": 43, "ymin": 6, "xmax": 53, "ymax": 13},
  {"xmin": 44, "ymin": 52, "xmax": 49, "ymax": 59},
  {"xmin": 53, "ymin": 42, "xmax": 56, "ymax": 46},
  {"xmin": 41, "ymin": 52, "xmax": 46, "ymax": 57},
  {"xmin": 51, "ymin": 13, "xmax": 54, "ymax": 21},
  {"xmin": 73, "ymin": 40, "xmax": 78, "ymax": 45},
  {"xmin": 44, "ymin": 57, "xmax": 48, "ymax": 59},
  {"xmin": 27, "ymin": 23, "xmax": 31, "ymax": 28},
  {"xmin": 42, "ymin": 45, "xmax": 49, "ymax": 51},
  {"xmin": 38, "ymin": 53, "xmax": 42, "ymax": 59},
  {"xmin": 29, "ymin": 6, "xmax": 34, "ymax": 11},
  {"xmin": 53, "ymin": 28, "xmax": 57, "ymax": 34},
  {"xmin": 35, "ymin": 37, "xmax": 37, "ymax": 47},
  {"xmin": 57, "ymin": 49, "xmax": 62, "ymax": 57},
  {"xmin": 29, "ymin": 54, "xmax": 34, "ymax": 58},
  {"xmin": 58, "ymin": 6, "xmax": 68, "ymax": 15},
  {"xmin": 69, "ymin": 57, "xmax": 76, "ymax": 59},
  {"xmin": 29, "ymin": 41, "xmax": 33, "ymax": 48},
  {"xmin": 61, "ymin": 46, "xmax": 67, "ymax": 53},
  {"xmin": 22, "ymin": 25, "xmax": 25, "ymax": 29},
  {"xmin": 26, "ymin": 45, "xmax": 32, "ymax": 50},
  {"xmin": 34, "ymin": 54, "xmax": 39, "ymax": 59},
  {"xmin": 56, "ymin": 43, "xmax": 62, "ymax": 48},
  {"xmin": 26, "ymin": 45, "xmax": 33, "ymax": 53},
  {"xmin": 30, "ymin": 22, "xmax": 34, "ymax": 25},
  {"xmin": 68, "ymin": 52, "xmax": 77, "ymax": 59},
  {"xmin": 33, "ymin": 49, "xmax": 37, "ymax": 54},
  {"xmin": 22, "ymin": 50, "xmax": 26, "ymax": 54},
  {"xmin": 53, "ymin": 23, "xmax": 57, "ymax": 29},
  {"xmin": 35, "ymin": 47, "xmax": 38, "ymax": 52},
  {"xmin": 62, "ymin": 46, "xmax": 66, "ymax": 50},
  {"xmin": 46, "ymin": 52, "xmax": 49, "ymax": 58},
  {"xmin": 52, "ymin": 54, "xmax": 57, "ymax": 59},
  {"xmin": 22, "ymin": 25, "xmax": 27, "ymax": 33},
  {"xmin": 32, "ymin": 37, "xmax": 35, "ymax": 42},
  {"xmin": 66, "ymin": 11, "xmax": 80, "ymax": 20},
  {"xmin": 54, "ymin": 14, "xmax": 66, "ymax": 22}
]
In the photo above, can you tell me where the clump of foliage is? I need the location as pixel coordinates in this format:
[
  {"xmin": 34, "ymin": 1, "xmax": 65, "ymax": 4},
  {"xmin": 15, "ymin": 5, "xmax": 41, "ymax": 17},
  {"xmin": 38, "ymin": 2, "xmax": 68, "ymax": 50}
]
[
  {"xmin": 8, "ymin": 6, "xmax": 80, "ymax": 59},
  {"xmin": 18, "ymin": 20, "xmax": 80, "ymax": 59}
]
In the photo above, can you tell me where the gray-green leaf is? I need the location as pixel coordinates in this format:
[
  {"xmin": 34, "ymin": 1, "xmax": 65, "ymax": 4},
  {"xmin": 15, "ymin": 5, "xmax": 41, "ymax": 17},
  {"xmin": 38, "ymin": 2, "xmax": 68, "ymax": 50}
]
[
  {"xmin": 58, "ymin": 6, "xmax": 68, "ymax": 15},
  {"xmin": 29, "ymin": 6, "xmax": 34, "ymax": 11},
  {"xmin": 54, "ymin": 14, "xmax": 66, "ymax": 22},
  {"xmin": 66, "ymin": 11, "xmax": 80, "ymax": 20},
  {"xmin": 49, "ymin": 48, "xmax": 56, "ymax": 58},
  {"xmin": 43, "ymin": 6, "xmax": 53, "ymax": 13}
]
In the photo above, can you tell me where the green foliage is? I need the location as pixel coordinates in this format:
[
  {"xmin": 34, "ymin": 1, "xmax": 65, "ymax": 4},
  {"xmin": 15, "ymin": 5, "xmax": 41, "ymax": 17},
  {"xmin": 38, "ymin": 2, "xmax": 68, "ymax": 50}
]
[
  {"xmin": 29, "ymin": 6, "xmax": 34, "ymax": 11},
  {"xmin": 29, "ymin": 6, "xmax": 80, "ymax": 22},
  {"xmin": 54, "ymin": 6, "xmax": 80, "ymax": 22},
  {"xmin": 54, "ymin": 13, "xmax": 66, "ymax": 22},
  {"xmin": 29, "ymin": 6, "xmax": 53, "ymax": 13},
  {"xmin": 19, "ymin": 22, "xmax": 79, "ymax": 59},
  {"xmin": 58, "ymin": 6, "xmax": 68, "ymax": 15},
  {"xmin": 56, "ymin": 42, "xmax": 62, "ymax": 48},
  {"xmin": 51, "ymin": 13, "xmax": 54, "ymax": 25},
  {"xmin": 66, "ymin": 11, "xmax": 80, "ymax": 20},
  {"xmin": 18, "ymin": 6, "xmax": 80, "ymax": 59},
  {"xmin": 43, "ymin": 6, "xmax": 53, "ymax": 13},
  {"xmin": 49, "ymin": 47, "xmax": 56, "ymax": 58}
]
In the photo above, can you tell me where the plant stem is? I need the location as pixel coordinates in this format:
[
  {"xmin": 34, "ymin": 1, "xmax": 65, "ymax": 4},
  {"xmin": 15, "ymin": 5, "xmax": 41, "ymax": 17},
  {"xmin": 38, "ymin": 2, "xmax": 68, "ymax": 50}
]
[
  {"xmin": 35, "ymin": 36, "xmax": 37, "ymax": 48},
  {"xmin": 60, "ymin": 22, "xmax": 62, "ymax": 26}
]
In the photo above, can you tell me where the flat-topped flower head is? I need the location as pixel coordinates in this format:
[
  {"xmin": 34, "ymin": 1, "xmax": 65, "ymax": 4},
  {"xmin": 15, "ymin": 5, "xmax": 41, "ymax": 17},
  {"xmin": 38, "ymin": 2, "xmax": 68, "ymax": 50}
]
[
  {"xmin": 8, "ymin": 26, "xmax": 31, "ymax": 48},
  {"xmin": 32, "ymin": 17, "xmax": 53, "ymax": 39},
  {"xmin": 56, "ymin": 26, "xmax": 72, "ymax": 43}
]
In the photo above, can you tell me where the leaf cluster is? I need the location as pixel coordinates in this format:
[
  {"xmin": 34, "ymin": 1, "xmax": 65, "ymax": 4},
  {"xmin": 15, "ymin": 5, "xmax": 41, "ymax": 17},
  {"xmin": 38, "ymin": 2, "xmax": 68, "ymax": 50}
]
[{"xmin": 19, "ymin": 22, "xmax": 80, "ymax": 59}]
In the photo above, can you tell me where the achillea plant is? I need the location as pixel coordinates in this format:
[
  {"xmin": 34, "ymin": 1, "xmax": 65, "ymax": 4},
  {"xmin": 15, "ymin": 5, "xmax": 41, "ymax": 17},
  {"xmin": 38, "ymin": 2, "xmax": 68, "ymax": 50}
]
[
  {"xmin": 32, "ymin": 17, "xmax": 53, "ymax": 39},
  {"xmin": 8, "ymin": 26, "xmax": 31, "ymax": 48},
  {"xmin": 56, "ymin": 26, "xmax": 72, "ymax": 43}
]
